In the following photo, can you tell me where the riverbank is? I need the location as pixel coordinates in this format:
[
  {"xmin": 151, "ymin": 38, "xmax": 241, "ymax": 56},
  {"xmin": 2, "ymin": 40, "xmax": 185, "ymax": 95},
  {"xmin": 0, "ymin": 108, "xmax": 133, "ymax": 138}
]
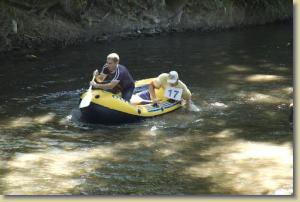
[{"xmin": 0, "ymin": 0, "xmax": 292, "ymax": 57}]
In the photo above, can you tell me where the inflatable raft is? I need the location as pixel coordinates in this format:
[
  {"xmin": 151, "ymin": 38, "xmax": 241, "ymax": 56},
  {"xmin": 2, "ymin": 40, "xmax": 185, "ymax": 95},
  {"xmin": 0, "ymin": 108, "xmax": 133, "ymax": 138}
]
[{"xmin": 79, "ymin": 78, "xmax": 182, "ymax": 124}]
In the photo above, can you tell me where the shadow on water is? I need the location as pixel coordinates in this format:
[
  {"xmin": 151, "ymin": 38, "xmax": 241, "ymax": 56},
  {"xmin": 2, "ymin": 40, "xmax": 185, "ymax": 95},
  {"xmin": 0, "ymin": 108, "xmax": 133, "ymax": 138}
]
[
  {"xmin": 0, "ymin": 22, "xmax": 293, "ymax": 195},
  {"xmin": 0, "ymin": 93, "xmax": 293, "ymax": 195}
]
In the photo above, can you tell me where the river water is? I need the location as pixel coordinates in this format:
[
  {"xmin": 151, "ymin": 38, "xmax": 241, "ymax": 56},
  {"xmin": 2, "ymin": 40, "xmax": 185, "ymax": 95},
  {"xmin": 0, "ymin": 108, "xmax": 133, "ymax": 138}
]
[{"xmin": 0, "ymin": 22, "xmax": 293, "ymax": 195}]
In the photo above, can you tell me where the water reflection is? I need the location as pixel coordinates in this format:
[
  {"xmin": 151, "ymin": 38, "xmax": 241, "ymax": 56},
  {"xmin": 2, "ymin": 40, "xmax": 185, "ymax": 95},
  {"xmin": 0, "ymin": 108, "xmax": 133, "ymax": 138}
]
[{"xmin": 245, "ymin": 74, "xmax": 287, "ymax": 82}]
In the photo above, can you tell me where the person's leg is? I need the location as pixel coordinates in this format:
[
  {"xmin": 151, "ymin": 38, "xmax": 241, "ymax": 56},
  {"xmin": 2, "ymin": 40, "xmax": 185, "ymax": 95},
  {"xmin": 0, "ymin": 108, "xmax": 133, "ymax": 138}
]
[{"xmin": 122, "ymin": 86, "xmax": 134, "ymax": 101}]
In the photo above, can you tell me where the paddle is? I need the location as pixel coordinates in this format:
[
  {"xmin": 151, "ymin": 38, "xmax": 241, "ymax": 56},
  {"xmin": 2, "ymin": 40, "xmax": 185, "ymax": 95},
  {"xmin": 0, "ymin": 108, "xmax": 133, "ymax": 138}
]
[
  {"xmin": 79, "ymin": 75, "xmax": 96, "ymax": 108},
  {"xmin": 129, "ymin": 94, "xmax": 163, "ymax": 109},
  {"xmin": 130, "ymin": 94, "xmax": 155, "ymax": 104},
  {"xmin": 187, "ymin": 101, "xmax": 200, "ymax": 112}
]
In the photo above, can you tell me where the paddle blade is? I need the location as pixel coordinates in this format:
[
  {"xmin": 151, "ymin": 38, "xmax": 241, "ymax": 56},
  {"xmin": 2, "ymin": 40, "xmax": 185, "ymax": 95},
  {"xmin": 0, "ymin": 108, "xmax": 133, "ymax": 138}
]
[
  {"xmin": 130, "ymin": 94, "xmax": 152, "ymax": 104},
  {"xmin": 79, "ymin": 90, "xmax": 93, "ymax": 108},
  {"xmin": 189, "ymin": 103, "xmax": 201, "ymax": 112}
]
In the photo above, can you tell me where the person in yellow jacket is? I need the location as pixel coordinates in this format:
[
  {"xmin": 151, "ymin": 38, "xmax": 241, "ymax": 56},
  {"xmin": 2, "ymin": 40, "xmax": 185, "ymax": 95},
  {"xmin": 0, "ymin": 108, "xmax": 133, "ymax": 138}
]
[{"xmin": 149, "ymin": 71, "xmax": 194, "ymax": 110}]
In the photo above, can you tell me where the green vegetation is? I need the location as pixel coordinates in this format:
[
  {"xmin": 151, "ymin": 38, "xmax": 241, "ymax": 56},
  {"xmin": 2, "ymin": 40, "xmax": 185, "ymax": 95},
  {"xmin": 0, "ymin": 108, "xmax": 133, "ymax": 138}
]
[{"xmin": 0, "ymin": 0, "xmax": 292, "ymax": 54}]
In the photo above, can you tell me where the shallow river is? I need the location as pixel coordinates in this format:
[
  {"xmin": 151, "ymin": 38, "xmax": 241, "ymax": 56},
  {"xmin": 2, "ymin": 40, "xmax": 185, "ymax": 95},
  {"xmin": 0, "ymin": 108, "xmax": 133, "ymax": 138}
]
[{"xmin": 0, "ymin": 22, "xmax": 293, "ymax": 195}]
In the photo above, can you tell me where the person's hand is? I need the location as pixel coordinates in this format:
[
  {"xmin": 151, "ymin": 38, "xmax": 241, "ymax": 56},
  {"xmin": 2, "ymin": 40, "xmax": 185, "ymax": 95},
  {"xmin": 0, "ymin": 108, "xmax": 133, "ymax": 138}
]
[
  {"xmin": 151, "ymin": 98, "xmax": 159, "ymax": 107},
  {"xmin": 152, "ymin": 98, "xmax": 159, "ymax": 104},
  {"xmin": 93, "ymin": 69, "xmax": 99, "ymax": 77},
  {"xmin": 90, "ymin": 80, "xmax": 100, "ymax": 88}
]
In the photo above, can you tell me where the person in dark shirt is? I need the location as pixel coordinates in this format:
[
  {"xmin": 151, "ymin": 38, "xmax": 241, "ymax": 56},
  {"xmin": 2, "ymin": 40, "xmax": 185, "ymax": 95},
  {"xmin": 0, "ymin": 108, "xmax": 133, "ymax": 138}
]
[{"xmin": 90, "ymin": 53, "xmax": 135, "ymax": 101}]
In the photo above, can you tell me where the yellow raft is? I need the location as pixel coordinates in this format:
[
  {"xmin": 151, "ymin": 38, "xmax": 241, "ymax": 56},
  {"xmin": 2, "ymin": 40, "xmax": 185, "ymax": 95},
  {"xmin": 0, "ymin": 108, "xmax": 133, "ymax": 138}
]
[{"xmin": 79, "ymin": 78, "xmax": 182, "ymax": 124}]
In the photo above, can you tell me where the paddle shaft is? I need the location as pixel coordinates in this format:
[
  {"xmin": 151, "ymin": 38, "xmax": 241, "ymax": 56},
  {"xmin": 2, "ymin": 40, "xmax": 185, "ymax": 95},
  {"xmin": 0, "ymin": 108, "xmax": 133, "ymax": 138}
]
[{"xmin": 79, "ymin": 74, "xmax": 96, "ymax": 108}]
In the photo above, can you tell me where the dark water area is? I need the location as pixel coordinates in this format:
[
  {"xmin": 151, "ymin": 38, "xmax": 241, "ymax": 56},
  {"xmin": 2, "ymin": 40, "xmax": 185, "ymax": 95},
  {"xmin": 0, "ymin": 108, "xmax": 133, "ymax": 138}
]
[{"xmin": 0, "ymin": 22, "xmax": 293, "ymax": 195}]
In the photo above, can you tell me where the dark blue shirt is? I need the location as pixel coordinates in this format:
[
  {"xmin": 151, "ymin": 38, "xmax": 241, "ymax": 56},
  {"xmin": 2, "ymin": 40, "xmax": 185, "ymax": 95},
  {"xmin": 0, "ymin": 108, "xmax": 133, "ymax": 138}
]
[{"xmin": 99, "ymin": 64, "xmax": 134, "ymax": 91}]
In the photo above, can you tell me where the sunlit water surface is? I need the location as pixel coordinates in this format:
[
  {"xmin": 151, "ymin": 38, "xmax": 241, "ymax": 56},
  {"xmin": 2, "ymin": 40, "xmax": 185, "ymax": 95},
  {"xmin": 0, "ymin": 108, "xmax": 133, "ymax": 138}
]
[{"xmin": 0, "ymin": 22, "xmax": 293, "ymax": 195}]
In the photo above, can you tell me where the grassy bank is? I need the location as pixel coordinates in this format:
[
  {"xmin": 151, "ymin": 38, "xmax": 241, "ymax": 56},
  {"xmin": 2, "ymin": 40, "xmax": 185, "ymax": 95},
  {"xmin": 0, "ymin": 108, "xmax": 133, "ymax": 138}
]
[{"xmin": 0, "ymin": 0, "xmax": 292, "ymax": 55}]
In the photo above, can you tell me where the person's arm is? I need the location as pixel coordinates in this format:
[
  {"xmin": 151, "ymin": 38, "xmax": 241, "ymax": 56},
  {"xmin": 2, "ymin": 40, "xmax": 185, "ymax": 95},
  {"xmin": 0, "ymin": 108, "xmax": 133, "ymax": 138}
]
[
  {"xmin": 149, "ymin": 81, "xmax": 157, "ymax": 100},
  {"xmin": 186, "ymin": 97, "xmax": 192, "ymax": 109},
  {"xmin": 180, "ymin": 82, "xmax": 193, "ymax": 109},
  {"xmin": 92, "ymin": 80, "xmax": 119, "ymax": 90},
  {"xmin": 92, "ymin": 67, "xmax": 108, "ymax": 82},
  {"xmin": 91, "ymin": 65, "xmax": 122, "ymax": 90},
  {"xmin": 149, "ymin": 79, "xmax": 161, "ymax": 103},
  {"xmin": 95, "ymin": 73, "xmax": 107, "ymax": 83}
]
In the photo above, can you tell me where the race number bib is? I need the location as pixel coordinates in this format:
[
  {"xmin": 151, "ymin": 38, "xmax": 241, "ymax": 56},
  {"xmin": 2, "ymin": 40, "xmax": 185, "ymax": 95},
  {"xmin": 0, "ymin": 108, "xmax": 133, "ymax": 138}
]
[{"xmin": 164, "ymin": 87, "xmax": 183, "ymax": 101}]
